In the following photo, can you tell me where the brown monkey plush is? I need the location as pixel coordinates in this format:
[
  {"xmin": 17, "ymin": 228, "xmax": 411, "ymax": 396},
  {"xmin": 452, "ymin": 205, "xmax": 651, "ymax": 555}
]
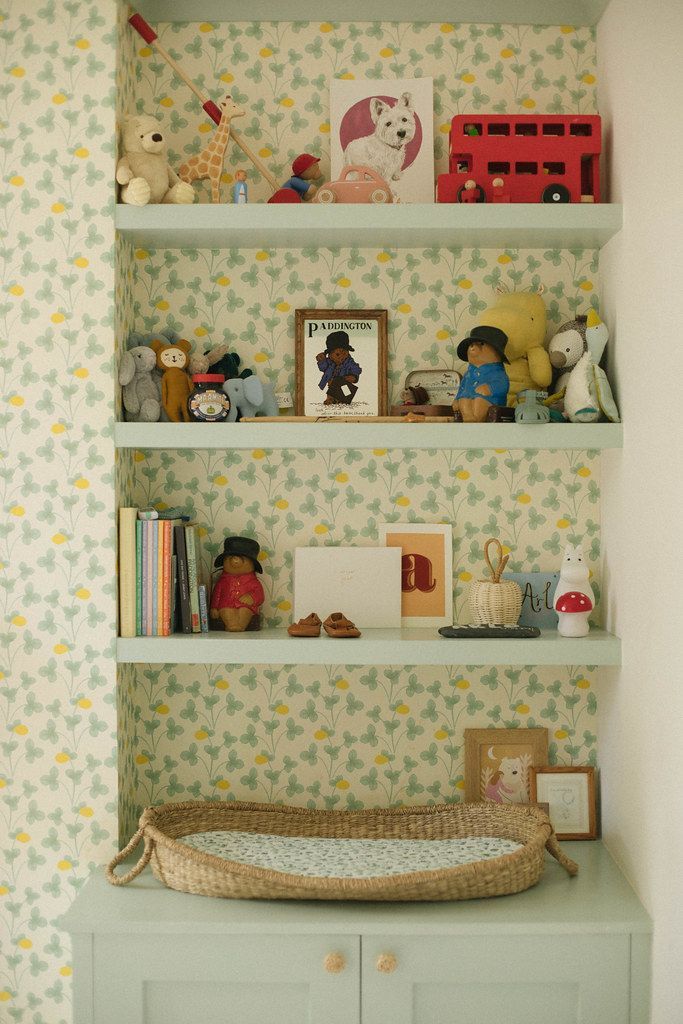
[{"xmin": 150, "ymin": 337, "xmax": 192, "ymax": 422}]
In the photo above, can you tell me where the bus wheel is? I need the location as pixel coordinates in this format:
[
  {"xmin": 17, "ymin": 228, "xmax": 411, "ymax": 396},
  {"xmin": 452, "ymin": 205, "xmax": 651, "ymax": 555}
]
[{"xmin": 542, "ymin": 184, "xmax": 571, "ymax": 204}]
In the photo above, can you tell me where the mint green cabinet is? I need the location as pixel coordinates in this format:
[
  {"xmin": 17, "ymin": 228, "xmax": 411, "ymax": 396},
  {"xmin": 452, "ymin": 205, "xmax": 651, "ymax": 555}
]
[
  {"xmin": 62, "ymin": 844, "xmax": 650, "ymax": 1024},
  {"xmin": 363, "ymin": 934, "xmax": 630, "ymax": 1024},
  {"xmin": 88, "ymin": 933, "xmax": 359, "ymax": 1024}
]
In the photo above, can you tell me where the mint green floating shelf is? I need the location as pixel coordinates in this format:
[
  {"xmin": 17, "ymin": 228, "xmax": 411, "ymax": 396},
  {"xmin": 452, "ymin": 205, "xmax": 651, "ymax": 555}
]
[
  {"xmin": 116, "ymin": 203, "xmax": 623, "ymax": 252},
  {"xmin": 114, "ymin": 422, "xmax": 622, "ymax": 451},
  {"xmin": 130, "ymin": 1, "xmax": 611, "ymax": 27},
  {"xmin": 116, "ymin": 627, "xmax": 621, "ymax": 667}
]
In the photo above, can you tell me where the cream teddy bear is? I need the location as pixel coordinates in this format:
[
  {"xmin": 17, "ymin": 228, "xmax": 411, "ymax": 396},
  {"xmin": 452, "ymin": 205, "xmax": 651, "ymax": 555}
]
[{"xmin": 116, "ymin": 113, "xmax": 194, "ymax": 206}]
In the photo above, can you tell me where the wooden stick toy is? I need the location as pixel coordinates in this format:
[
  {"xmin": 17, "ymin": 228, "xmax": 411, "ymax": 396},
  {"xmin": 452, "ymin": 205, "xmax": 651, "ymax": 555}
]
[{"xmin": 128, "ymin": 12, "xmax": 280, "ymax": 194}]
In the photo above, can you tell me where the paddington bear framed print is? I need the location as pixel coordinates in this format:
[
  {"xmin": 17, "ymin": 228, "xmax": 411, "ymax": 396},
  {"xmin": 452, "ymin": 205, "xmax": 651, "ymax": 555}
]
[
  {"xmin": 295, "ymin": 308, "xmax": 388, "ymax": 418},
  {"xmin": 378, "ymin": 522, "xmax": 453, "ymax": 627}
]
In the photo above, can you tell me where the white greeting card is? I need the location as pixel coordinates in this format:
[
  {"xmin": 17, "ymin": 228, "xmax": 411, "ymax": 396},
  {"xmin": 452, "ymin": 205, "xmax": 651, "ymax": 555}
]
[
  {"xmin": 293, "ymin": 547, "xmax": 402, "ymax": 627},
  {"xmin": 330, "ymin": 77, "xmax": 434, "ymax": 204}
]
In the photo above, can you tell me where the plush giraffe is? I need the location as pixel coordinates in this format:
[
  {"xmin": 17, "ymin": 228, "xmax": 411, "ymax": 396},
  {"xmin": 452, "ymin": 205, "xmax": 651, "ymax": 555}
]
[{"xmin": 179, "ymin": 95, "xmax": 246, "ymax": 204}]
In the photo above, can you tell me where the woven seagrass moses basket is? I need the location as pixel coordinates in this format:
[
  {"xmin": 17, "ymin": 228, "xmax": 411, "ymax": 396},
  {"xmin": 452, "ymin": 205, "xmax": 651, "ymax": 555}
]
[{"xmin": 106, "ymin": 800, "xmax": 578, "ymax": 902}]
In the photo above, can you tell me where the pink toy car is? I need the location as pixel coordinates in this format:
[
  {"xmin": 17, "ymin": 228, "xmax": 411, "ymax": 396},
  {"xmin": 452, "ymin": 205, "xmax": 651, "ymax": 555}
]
[{"xmin": 314, "ymin": 165, "xmax": 393, "ymax": 204}]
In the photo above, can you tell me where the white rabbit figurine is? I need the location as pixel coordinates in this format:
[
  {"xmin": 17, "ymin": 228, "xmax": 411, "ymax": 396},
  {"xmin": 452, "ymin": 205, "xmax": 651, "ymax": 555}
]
[{"xmin": 552, "ymin": 544, "xmax": 595, "ymax": 637}]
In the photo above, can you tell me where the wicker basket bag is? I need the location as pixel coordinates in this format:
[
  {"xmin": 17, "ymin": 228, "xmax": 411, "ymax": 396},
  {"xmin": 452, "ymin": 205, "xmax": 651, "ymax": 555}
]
[
  {"xmin": 469, "ymin": 538, "xmax": 522, "ymax": 626},
  {"xmin": 106, "ymin": 800, "xmax": 577, "ymax": 902}
]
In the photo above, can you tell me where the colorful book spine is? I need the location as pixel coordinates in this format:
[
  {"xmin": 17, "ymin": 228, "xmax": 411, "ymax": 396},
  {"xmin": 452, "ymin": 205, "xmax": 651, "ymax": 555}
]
[
  {"xmin": 156, "ymin": 519, "xmax": 166, "ymax": 636},
  {"xmin": 161, "ymin": 521, "xmax": 172, "ymax": 636},
  {"xmin": 151, "ymin": 520, "xmax": 159, "ymax": 636},
  {"xmin": 173, "ymin": 523, "xmax": 192, "ymax": 634},
  {"xmin": 170, "ymin": 555, "xmax": 177, "ymax": 634},
  {"xmin": 198, "ymin": 583, "xmax": 209, "ymax": 633},
  {"xmin": 117, "ymin": 508, "xmax": 137, "ymax": 638},
  {"xmin": 141, "ymin": 519, "xmax": 148, "ymax": 636},
  {"xmin": 145, "ymin": 520, "xmax": 154, "ymax": 637},
  {"xmin": 185, "ymin": 525, "xmax": 200, "ymax": 633},
  {"xmin": 135, "ymin": 519, "xmax": 143, "ymax": 636}
]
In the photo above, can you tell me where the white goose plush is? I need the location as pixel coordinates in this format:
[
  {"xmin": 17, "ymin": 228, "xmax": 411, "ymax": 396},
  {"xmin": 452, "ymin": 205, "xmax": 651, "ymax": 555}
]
[{"xmin": 563, "ymin": 310, "xmax": 620, "ymax": 423}]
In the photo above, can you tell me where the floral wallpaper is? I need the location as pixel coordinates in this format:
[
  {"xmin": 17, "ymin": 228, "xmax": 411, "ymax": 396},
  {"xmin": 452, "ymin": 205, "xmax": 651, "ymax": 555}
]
[
  {"xmin": 121, "ymin": 662, "xmax": 599, "ymax": 839},
  {"xmin": 0, "ymin": 3, "xmax": 605, "ymax": 1021},
  {"xmin": 1, "ymin": 1, "xmax": 118, "ymax": 1020},
  {"xmin": 131, "ymin": 245, "xmax": 601, "ymax": 405},
  {"xmin": 128, "ymin": 20, "xmax": 597, "ymax": 204},
  {"xmin": 121, "ymin": 440, "xmax": 601, "ymax": 837}
]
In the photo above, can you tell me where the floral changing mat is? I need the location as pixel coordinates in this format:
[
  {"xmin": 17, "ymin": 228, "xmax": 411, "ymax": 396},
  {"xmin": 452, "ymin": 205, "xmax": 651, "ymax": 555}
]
[{"xmin": 178, "ymin": 830, "xmax": 522, "ymax": 878}]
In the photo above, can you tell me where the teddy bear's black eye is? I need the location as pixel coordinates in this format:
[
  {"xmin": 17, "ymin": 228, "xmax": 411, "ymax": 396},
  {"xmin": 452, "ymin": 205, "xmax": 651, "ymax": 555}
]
[{"xmin": 566, "ymin": 347, "xmax": 570, "ymax": 353}]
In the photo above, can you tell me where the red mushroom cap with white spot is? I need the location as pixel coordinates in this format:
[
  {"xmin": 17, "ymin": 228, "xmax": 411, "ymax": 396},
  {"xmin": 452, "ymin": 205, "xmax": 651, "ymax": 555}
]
[{"xmin": 555, "ymin": 591, "xmax": 594, "ymax": 613}]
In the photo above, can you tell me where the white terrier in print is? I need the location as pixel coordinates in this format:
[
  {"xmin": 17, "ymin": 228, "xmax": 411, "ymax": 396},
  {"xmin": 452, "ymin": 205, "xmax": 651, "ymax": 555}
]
[{"xmin": 343, "ymin": 93, "xmax": 417, "ymax": 182}]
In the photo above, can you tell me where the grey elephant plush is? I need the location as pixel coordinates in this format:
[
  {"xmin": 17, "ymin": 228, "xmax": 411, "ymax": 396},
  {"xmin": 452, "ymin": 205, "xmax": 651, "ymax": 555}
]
[
  {"xmin": 119, "ymin": 345, "xmax": 162, "ymax": 422},
  {"xmin": 223, "ymin": 375, "xmax": 279, "ymax": 421}
]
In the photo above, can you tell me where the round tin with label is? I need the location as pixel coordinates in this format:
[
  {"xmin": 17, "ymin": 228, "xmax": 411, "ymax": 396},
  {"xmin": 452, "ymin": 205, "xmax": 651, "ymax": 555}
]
[{"xmin": 188, "ymin": 374, "xmax": 230, "ymax": 422}]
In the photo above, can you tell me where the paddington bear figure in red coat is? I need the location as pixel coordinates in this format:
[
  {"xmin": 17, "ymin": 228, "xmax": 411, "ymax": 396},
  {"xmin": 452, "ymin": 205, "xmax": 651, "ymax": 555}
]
[{"xmin": 210, "ymin": 535, "xmax": 265, "ymax": 632}]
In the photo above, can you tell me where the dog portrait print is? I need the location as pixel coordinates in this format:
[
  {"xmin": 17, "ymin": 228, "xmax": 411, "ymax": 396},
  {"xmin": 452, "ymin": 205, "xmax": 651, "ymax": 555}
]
[
  {"xmin": 331, "ymin": 78, "xmax": 434, "ymax": 204},
  {"xmin": 343, "ymin": 93, "xmax": 417, "ymax": 183}
]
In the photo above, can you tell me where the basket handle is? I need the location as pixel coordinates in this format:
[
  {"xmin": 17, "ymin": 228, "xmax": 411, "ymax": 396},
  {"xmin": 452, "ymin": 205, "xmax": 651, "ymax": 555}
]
[
  {"xmin": 545, "ymin": 832, "xmax": 579, "ymax": 876},
  {"xmin": 484, "ymin": 538, "xmax": 508, "ymax": 583},
  {"xmin": 105, "ymin": 828, "xmax": 153, "ymax": 886}
]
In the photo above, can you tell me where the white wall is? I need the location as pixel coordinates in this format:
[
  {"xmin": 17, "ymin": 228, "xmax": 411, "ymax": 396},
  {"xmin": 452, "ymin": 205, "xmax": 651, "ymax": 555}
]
[{"xmin": 598, "ymin": 2, "xmax": 683, "ymax": 1021}]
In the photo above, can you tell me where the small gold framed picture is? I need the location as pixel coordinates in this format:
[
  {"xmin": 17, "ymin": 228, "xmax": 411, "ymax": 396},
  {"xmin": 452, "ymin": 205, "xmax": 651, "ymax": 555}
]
[
  {"xmin": 464, "ymin": 727, "xmax": 548, "ymax": 803},
  {"xmin": 294, "ymin": 308, "xmax": 388, "ymax": 417},
  {"xmin": 529, "ymin": 766, "xmax": 597, "ymax": 840}
]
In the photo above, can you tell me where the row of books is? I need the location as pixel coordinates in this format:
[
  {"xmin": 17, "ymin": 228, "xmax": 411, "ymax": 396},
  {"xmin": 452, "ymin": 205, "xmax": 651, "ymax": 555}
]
[{"xmin": 118, "ymin": 508, "xmax": 209, "ymax": 637}]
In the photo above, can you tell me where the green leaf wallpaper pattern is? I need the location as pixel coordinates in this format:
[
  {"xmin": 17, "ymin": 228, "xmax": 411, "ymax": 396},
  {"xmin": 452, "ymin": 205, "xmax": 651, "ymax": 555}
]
[
  {"xmin": 129, "ymin": 20, "xmax": 597, "ymax": 203},
  {"xmin": 130, "ymin": 245, "xmax": 601, "ymax": 405},
  {"xmin": 120, "ymin": 662, "xmax": 599, "ymax": 840},
  {"xmin": 0, "ymin": 3, "xmax": 604, "ymax": 1019},
  {"xmin": 1, "ymin": 1, "xmax": 119, "ymax": 1018},
  {"xmin": 128, "ymin": 446, "xmax": 601, "ymax": 629},
  {"xmin": 122, "ymin": 441, "xmax": 601, "ymax": 842}
]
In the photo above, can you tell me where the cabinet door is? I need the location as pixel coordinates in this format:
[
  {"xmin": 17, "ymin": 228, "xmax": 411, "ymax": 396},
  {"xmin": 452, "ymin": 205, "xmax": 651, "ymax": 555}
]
[
  {"xmin": 93, "ymin": 933, "xmax": 360, "ymax": 1024},
  {"xmin": 362, "ymin": 934, "xmax": 631, "ymax": 1024}
]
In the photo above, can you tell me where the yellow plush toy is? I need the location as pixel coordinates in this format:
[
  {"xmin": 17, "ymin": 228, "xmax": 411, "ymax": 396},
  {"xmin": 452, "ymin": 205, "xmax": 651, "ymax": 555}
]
[
  {"xmin": 477, "ymin": 287, "xmax": 552, "ymax": 404},
  {"xmin": 150, "ymin": 336, "xmax": 193, "ymax": 422}
]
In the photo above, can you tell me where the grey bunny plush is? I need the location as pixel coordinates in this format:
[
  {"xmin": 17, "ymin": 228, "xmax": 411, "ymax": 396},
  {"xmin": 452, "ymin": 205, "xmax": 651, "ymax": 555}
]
[
  {"xmin": 119, "ymin": 346, "xmax": 162, "ymax": 422},
  {"xmin": 223, "ymin": 375, "xmax": 279, "ymax": 421}
]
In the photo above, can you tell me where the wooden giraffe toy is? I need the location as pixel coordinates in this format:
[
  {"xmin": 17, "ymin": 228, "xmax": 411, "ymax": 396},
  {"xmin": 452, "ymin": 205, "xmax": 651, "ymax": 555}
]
[{"xmin": 179, "ymin": 95, "xmax": 246, "ymax": 203}]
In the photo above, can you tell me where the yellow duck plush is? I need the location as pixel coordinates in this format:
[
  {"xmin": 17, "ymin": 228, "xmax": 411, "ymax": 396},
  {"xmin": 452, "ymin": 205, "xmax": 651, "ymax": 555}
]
[{"xmin": 477, "ymin": 288, "xmax": 552, "ymax": 404}]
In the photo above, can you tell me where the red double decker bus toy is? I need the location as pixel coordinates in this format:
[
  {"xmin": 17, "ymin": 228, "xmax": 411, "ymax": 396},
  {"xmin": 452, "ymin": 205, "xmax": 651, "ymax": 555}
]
[{"xmin": 437, "ymin": 114, "xmax": 601, "ymax": 205}]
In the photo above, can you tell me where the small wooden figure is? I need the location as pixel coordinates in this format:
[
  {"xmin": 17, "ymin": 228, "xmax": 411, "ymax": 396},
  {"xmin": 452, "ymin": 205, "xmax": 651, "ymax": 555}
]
[
  {"xmin": 210, "ymin": 536, "xmax": 265, "ymax": 632},
  {"xmin": 232, "ymin": 169, "xmax": 248, "ymax": 204},
  {"xmin": 457, "ymin": 178, "xmax": 486, "ymax": 203},
  {"xmin": 268, "ymin": 154, "xmax": 322, "ymax": 204},
  {"xmin": 491, "ymin": 176, "xmax": 511, "ymax": 202},
  {"xmin": 179, "ymin": 95, "xmax": 245, "ymax": 204},
  {"xmin": 452, "ymin": 326, "xmax": 509, "ymax": 422}
]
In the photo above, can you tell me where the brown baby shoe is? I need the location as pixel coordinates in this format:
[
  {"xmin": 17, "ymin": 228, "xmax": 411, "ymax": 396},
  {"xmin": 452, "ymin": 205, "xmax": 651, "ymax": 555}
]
[
  {"xmin": 322, "ymin": 612, "xmax": 361, "ymax": 638},
  {"xmin": 287, "ymin": 612, "xmax": 322, "ymax": 637}
]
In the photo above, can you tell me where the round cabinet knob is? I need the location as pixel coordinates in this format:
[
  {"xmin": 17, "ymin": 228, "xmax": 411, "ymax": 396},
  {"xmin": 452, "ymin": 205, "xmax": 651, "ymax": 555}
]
[
  {"xmin": 376, "ymin": 953, "xmax": 398, "ymax": 974},
  {"xmin": 323, "ymin": 952, "xmax": 346, "ymax": 974}
]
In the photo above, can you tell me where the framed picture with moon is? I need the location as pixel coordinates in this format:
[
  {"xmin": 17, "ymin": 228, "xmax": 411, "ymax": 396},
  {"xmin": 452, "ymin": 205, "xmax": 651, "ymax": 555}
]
[{"xmin": 464, "ymin": 727, "xmax": 548, "ymax": 803}]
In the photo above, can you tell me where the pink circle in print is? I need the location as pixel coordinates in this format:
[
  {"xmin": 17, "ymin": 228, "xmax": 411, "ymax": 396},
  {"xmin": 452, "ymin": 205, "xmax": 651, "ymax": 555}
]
[{"xmin": 339, "ymin": 96, "xmax": 423, "ymax": 171}]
